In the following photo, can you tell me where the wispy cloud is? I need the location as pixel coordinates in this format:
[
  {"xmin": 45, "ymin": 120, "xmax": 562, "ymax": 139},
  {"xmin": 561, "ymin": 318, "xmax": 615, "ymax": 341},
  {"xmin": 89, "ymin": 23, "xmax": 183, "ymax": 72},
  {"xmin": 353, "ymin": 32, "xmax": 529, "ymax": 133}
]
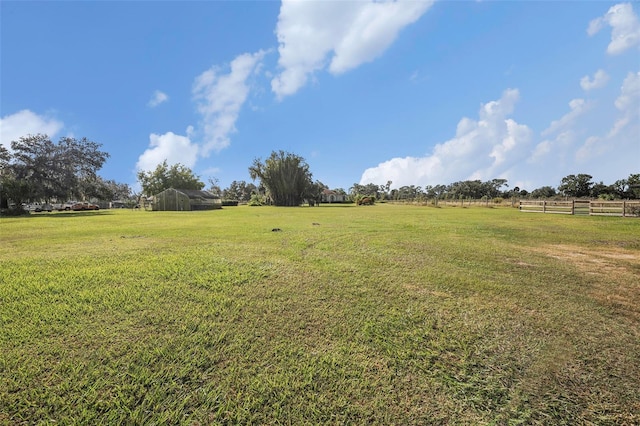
[
  {"xmin": 541, "ymin": 98, "xmax": 593, "ymax": 137},
  {"xmin": 193, "ymin": 50, "xmax": 266, "ymax": 155},
  {"xmin": 0, "ymin": 109, "xmax": 64, "ymax": 150},
  {"xmin": 580, "ymin": 69, "xmax": 609, "ymax": 91},
  {"xmin": 147, "ymin": 90, "xmax": 169, "ymax": 107},
  {"xmin": 576, "ymin": 72, "xmax": 639, "ymax": 162},
  {"xmin": 271, "ymin": 0, "xmax": 433, "ymax": 99},
  {"xmin": 588, "ymin": 2, "xmax": 640, "ymax": 55}
]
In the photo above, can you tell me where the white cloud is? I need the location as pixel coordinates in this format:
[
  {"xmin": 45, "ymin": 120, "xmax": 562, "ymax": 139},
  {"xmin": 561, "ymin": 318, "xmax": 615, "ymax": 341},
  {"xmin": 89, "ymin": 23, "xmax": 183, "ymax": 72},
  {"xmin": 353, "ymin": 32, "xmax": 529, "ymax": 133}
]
[
  {"xmin": 541, "ymin": 98, "xmax": 593, "ymax": 136},
  {"xmin": 193, "ymin": 50, "xmax": 266, "ymax": 155},
  {"xmin": 614, "ymin": 70, "xmax": 640, "ymax": 112},
  {"xmin": 271, "ymin": 0, "xmax": 433, "ymax": 99},
  {"xmin": 580, "ymin": 69, "xmax": 610, "ymax": 91},
  {"xmin": 135, "ymin": 127, "xmax": 199, "ymax": 172},
  {"xmin": 529, "ymin": 140, "xmax": 551, "ymax": 163},
  {"xmin": 588, "ymin": 2, "xmax": 640, "ymax": 55},
  {"xmin": 0, "ymin": 109, "xmax": 64, "ymax": 150},
  {"xmin": 360, "ymin": 89, "xmax": 533, "ymax": 188},
  {"xmin": 576, "ymin": 71, "xmax": 639, "ymax": 169},
  {"xmin": 606, "ymin": 70, "xmax": 640, "ymax": 139},
  {"xmin": 147, "ymin": 90, "xmax": 169, "ymax": 107}
]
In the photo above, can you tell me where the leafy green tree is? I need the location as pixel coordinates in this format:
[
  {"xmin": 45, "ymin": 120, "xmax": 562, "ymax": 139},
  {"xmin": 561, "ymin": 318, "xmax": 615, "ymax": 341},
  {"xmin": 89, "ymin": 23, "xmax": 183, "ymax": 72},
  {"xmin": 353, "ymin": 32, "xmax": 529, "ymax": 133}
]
[
  {"xmin": 2, "ymin": 134, "xmax": 109, "ymax": 205},
  {"xmin": 222, "ymin": 180, "xmax": 257, "ymax": 202},
  {"xmin": 137, "ymin": 160, "xmax": 204, "ymax": 196},
  {"xmin": 207, "ymin": 177, "xmax": 222, "ymax": 197},
  {"xmin": 558, "ymin": 174, "xmax": 593, "ymax": 197},
  {"xmin": 612, "ymin": 174, "xmax": 640, "ymax": 199},
  {"xmin": 530, "ymin": 186, "xmax": 557, "ymax": 199},
  {"xmin": 627, "ymin": 174, "xmax": 640, "ymax": 199},
  {"xmin": 84, "ymin": 177, "xmax": 132, "ymax": 202},
  {"xmin": 248, "ymin": 150, "xmax": 313, "ymax": 206},
  {"xmin": 304, "ymin": 180, "xmax": 327, "ymax": 206},
  {"xmin": 350, "ymin": 183, "xmax": 380, "ymax": 200}
]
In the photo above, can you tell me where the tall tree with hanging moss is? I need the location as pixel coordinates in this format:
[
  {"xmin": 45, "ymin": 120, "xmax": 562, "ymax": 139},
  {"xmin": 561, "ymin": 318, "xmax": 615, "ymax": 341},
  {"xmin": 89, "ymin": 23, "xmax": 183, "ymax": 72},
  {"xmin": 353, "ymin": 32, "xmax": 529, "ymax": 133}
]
[
  {"xmin": 1, "ymin": 134, "xmax": 110, "ymax": 207},
  {"xmin": 248, "ymin": 150, "xmax": 313, "ymax": 206}
]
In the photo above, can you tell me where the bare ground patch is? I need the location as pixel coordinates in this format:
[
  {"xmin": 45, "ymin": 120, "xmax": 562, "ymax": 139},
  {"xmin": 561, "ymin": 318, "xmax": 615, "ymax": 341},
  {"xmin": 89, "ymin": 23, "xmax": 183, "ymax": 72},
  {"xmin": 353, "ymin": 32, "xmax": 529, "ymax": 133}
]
[{"xmin": 533, "ymin": 244, "xmax": 640, "ymax": 321}]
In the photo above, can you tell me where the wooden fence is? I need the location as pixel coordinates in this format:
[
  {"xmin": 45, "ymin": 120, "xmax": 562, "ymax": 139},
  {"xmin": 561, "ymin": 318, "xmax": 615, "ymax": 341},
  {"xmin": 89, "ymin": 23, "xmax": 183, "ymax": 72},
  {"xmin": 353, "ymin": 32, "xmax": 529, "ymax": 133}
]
[{"xmin": 519, "ymin": 200, "xmax": 640, "ymax": 217}]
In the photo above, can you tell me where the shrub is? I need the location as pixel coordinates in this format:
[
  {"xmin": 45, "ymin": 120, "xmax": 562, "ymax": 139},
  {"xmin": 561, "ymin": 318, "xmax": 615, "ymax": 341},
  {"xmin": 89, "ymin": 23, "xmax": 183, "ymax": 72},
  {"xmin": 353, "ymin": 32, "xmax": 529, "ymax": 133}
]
[
  {"xmin": 356, "ymin": 196, "xmax": 375, "ymax": 206},
  {"xmin": 627, "ymin": 205, "xmax": 640, "ymax": 217},
  {"xmin": 0, "ymin": 207, "xmax": 29, "ymax": 217},
  {"xmin": 248, "ymin": 194, "xmax": 264, "ymax": 206}
]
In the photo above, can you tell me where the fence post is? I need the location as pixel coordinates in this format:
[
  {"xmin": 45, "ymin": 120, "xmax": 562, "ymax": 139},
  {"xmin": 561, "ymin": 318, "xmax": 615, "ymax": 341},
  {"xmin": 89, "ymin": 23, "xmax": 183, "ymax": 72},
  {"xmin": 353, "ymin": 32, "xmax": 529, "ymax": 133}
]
[
  {"xmin": 623, "ymin": 201, "xmax": 626, "ymax": 217},
  {"xmin": 571, "ymin": 200, "xmax": 575, "ymax": 215},
  {"xmin": 543, "ymin": 200, "xmax": 546, "ymax": 213}
]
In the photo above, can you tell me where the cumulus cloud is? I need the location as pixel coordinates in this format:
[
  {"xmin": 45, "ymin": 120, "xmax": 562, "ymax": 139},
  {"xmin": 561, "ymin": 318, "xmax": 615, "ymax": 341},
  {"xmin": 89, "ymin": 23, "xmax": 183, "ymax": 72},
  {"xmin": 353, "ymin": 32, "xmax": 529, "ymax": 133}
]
[
  {"xmin": 0, "ymin": 109, "xmax": 64, "ymax": 150},
  {"xmin": 271, "ymin": 0, "xmax": 433, "ymax": 99},
  {"xmin": 148, "ymin": 90, "xmax": 169, "ymax": 107},
  {"xmin": 359, "ymin": 89, "xmax": 533, "ymax": 188},
  {"xmin": 588, "ymin": 2, "xmax": 640, "ymax": 55},
  {"xmin": 580, "ymin": 69, "xmax": 610, "ymax": 91},
  {"xmin": 193, "ymin": 50, "xmax": 266, "ymax": 155},
  {"xmin": 135, "ymin": 126, "xmax": 199, "ymax": 172}
]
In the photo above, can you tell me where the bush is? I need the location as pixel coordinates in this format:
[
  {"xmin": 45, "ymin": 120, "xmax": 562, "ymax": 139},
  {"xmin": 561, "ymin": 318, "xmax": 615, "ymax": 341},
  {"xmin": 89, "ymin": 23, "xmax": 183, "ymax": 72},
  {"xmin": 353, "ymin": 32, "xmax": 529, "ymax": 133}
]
[
  {"xmin": 0, "ymin": 207, "xmax": 29, "ymax": 217},
  {"xmin": 248, "ymin": 194, "xmax": 264, "ymax": 206},
  {"xmin": 627, "ymin": 205, "xmax": 640, "ymax": 217},
  {"xmin": 598, "ymin": 193, "xmax": 616, "ymax": 201},
  {"xmin": 356, "ymin": 196, "xmax": 375, "ymax": 206},
  {"xmin": 221, "ymin": 200, "xmax": 239, "ymax": 206}
]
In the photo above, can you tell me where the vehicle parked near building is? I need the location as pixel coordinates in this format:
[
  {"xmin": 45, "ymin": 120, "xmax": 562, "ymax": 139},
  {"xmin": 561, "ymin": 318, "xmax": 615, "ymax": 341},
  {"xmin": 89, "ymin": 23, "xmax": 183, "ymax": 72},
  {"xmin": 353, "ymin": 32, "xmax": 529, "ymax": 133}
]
[
  {"xmin": 22, "ymin": 203, "xmax": 52, "ymax": 212},
  {"xmin": 71, "ymin": 202, "xmax": 100, "ymax": 211},
  {"xmin": 53, "ymin": 201, "xmax": 77, "ymax": 211}
]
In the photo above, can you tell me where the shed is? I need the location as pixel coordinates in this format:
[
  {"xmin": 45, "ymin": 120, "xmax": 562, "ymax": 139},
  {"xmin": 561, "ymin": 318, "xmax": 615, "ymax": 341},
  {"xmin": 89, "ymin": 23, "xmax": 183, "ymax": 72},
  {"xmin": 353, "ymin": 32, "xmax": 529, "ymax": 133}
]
[{"xmin": 152, "ymin": 188, "xmax": 222, "ymax": 211}]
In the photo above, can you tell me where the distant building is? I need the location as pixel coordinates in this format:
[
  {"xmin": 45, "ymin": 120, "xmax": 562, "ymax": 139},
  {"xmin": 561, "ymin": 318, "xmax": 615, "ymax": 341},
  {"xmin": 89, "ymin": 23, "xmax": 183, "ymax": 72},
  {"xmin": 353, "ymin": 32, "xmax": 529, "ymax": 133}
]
[
  {"xmin": 152, "ymin": 188, "xmax": 222, "ymax": 211},
  {"xmin": 321, "ymin": 189, "xmax": 346, "ymax": 203}
]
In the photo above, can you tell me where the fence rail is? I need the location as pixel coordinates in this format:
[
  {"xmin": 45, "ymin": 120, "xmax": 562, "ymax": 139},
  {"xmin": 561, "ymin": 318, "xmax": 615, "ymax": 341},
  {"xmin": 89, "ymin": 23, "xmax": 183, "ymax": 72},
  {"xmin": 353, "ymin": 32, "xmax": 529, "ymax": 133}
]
[{"xmin": 519, "ymin": 200, "xmax": 640, "ymax": 217}]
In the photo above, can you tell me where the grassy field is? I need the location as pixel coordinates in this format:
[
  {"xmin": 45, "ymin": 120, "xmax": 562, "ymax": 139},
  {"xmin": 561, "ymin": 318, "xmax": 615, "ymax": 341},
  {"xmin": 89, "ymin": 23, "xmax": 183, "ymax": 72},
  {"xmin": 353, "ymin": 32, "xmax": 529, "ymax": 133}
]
[{"xmin": 1, "ymin": 204, "xmax": 639, "ymax": 425}]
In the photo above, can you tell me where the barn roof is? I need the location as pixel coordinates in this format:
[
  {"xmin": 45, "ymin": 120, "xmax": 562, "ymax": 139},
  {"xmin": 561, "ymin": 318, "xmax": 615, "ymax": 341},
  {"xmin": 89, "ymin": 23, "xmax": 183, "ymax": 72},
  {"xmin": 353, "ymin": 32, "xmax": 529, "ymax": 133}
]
[
  {"xmin": 155, "ymin": 188, "xmax": 220, "ymax": 199},
  {"xmin": 175, "ymin": 189, "xmax": 220, "ymax": 199}
]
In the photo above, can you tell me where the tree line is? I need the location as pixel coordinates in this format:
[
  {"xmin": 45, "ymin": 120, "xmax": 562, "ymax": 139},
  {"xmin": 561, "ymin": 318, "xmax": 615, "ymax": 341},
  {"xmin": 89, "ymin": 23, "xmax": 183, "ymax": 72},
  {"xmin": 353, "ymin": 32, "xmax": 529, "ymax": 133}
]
[
  {"xmin": 2, "ymin": 135, "xmax": 638, "ymax": 212},
  {"xmin": 348, "ymin": 173, "xmax": 640, "ymax": 203}
]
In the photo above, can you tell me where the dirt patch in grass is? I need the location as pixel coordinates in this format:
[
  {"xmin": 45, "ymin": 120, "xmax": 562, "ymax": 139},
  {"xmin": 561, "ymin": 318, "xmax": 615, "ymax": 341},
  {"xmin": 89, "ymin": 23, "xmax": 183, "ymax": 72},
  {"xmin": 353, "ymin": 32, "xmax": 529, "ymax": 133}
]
[{"xmin": 534, "ymin": 244, "xmax": 640, "ymax": 321}]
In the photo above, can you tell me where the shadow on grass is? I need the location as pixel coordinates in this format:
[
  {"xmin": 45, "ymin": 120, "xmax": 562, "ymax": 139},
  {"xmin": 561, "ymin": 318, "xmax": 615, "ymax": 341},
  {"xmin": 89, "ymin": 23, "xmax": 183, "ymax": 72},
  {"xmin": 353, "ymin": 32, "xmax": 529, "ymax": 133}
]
[{"xmin": 2, "ymin": 210, "xmax": 115, "ymax": 219}]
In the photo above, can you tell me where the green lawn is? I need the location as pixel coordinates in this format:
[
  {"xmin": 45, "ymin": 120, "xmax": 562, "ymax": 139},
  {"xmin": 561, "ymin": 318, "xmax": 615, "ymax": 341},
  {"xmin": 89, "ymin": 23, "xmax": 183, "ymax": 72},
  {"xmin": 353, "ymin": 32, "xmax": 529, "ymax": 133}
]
[{"xmin": 1, "ymin": 204, "xmax": 639, "ymax": 425}]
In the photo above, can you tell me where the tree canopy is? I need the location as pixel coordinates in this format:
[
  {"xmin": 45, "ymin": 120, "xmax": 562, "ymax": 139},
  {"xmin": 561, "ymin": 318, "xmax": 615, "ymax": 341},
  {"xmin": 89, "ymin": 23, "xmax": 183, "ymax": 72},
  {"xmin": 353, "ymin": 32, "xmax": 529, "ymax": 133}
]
[
  {"xmin": 248, "ymin": 150, "xmax": 313, "ymax": 206},
  {"xmin": 558, "ymin": 174, "xmax": 593, "ymax": 198},
  {"xmin": 1, "ymin": 134, "xmax": 109, "ymax": 207},
  {"xmin": 137, "ymin": 160, "xmax": 204, "ymax": 196}
]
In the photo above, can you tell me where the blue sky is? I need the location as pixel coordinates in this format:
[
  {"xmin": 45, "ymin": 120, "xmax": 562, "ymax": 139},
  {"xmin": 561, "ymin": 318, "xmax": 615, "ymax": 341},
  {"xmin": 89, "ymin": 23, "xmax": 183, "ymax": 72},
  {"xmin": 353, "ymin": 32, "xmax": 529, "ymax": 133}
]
[{"xmin": 1, "ymin": 1, "xmax": 638, "ymax": 193}]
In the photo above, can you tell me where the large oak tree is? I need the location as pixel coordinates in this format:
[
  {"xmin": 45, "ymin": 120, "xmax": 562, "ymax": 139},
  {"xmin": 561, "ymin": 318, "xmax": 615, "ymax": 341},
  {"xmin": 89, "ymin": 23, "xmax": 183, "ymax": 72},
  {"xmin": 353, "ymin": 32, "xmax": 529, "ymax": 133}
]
[
  {"xmin": 136, "ymin": 160, "xmax": 204, "ymax": 196},
  {"xmin": 1, "ymin": 134, "xmax": 109, "ymax": 208}
]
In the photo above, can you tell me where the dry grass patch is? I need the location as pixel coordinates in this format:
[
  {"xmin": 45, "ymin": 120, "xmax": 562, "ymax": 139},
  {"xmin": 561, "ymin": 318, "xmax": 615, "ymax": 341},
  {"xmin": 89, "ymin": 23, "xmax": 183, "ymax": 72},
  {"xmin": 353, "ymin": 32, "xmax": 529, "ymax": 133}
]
[{"xmin": 534, "ymin": 244, "xmax": 640, "ymax": 321}]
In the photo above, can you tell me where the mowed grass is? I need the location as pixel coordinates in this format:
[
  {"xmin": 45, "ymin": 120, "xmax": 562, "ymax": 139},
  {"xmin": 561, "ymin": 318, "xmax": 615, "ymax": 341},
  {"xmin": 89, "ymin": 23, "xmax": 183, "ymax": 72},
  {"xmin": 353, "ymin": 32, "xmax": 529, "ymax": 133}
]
[{"xmin": 1, "ymin": 204, "xmax": 639, "ymax": 425}]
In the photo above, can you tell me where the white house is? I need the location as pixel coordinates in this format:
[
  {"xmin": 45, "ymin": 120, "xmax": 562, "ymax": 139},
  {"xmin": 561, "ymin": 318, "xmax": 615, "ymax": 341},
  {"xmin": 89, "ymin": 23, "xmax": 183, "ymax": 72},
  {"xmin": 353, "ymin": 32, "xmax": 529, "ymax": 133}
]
[{"xmin": 321, "ymin": 189, "xmax": 346, "ymax": 203}]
